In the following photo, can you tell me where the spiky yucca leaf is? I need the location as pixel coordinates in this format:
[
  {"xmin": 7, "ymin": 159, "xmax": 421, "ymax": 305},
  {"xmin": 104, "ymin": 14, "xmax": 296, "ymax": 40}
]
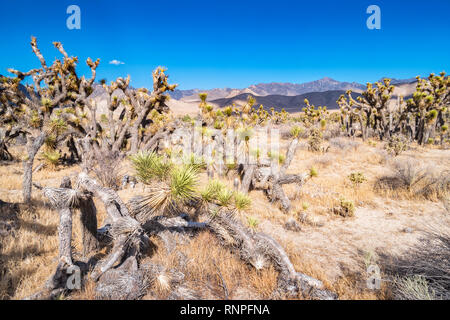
[
  {"xmin": 200, "ymin": 180, "xmax": 226, "ymax": 203},
  {"xmin": 50, "ymin": 117, "xmax": 67, "ymax": 135},
  {"xmin": 184, "ymin": 153, "xmax": 206, "ymax": 171},
  {"xmin": 130, "ymin": 151, "xmax": 171, "ymax": 183},
  {"xmin": 131, "ymin": 165, "xmax": 199, "ymax": 219},
  {"xmin": 170, "ymin": 165, "xmax": 199, "ymax": 203},
  {"xmin": 246, "ymin": 216, "xmax": 259, "ymax": 230},
  {"xmin": 290, "ymin": 125, "xmax": 303, "ymax": 139},
  {"xmin": 217, "ymin": 188, "xmax": 233, "ymax": 207},
  {"xmin": 233, "ymin": 191, "xmax": 251, "ymax": 211}
]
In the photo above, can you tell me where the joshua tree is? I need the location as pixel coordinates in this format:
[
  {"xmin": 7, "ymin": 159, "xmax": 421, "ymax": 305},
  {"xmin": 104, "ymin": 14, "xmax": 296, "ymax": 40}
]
[
  {"xmin": 406, "ymin": 72, "xmax": 450, "ymax": 145},
  {"xmin": 338, "ymin": 79, "xmax": 395, "ymax": 141},
  {"xmin": 301, "ymin": 99, "xmax": 329, "ymax": 129},
  {"xmin": 1, "ymin": 37, "xmax": 99, "ymax": 202},
  {"xmin": 338, "ymin": 73, "xmax": 449, "ymax": 145},
  {"xmin": 66, "ymin": 66, "xmax": 177, "ymax": 166},
  {"xmin": 0, "ymin": 76, "xmax": 26, "ymax": 161}
]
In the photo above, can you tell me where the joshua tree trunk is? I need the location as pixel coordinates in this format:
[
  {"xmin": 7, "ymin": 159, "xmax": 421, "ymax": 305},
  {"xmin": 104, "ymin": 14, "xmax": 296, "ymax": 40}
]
[
  {"xmin": 241, "ymin": 164, "xmax": 256, "ymax": 193},
  {"xmin": 23, "ymin": 133, "xmax": 46, "ymax": 203},
  {"xmin": 357, "ymin": 114, "xmax": 367, "ymax": 141},
  {"xmin": 0, "ymin": 139, "xmax": 12, "ymax": 161},
  {"xmin": 79, "ymin": 196, "xmax": 99, "ymax": 257}
]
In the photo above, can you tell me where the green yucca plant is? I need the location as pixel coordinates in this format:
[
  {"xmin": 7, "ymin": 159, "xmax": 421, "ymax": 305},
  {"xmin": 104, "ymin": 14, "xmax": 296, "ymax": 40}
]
[
  {"xmin": 247, "ymin": 216, "xmax": 259, "ymax": 230},
  {"xmin": 217, "ymin": 188, "xmax": 233, "ymax": 207},
  {"xmin": 233, "ymin": 191, "xmax": 252, "ymax": 211},
  {"xmin": 130, "ymin": 151, "xmax": 171, "ymax": 183},
  {"xmin": 182, "ymin": 114, "xmax": 192, "ymax": 122},
  {"xmin": 267, "ymin": 151, "xmax": 285, "ymax": 164},
  {"xmin": 42, "ymin": 149, "xmax": 60, "ymax": 168},
  {"xmin": 170, "ymin": 165, "xmax": 199, "ymax": 204},
  {"xmin": 184, "ymin": 153, "xmax": 207, "ymax": 171},
  {"xmin": 132, "ymin": 164, "xmax": 199, "ymax": 218},
  {"xmin": 302, "ymin": 202, "xmax": 310, "ymax": 211},
  {"xmin": 237, "ymin": 126, "xmax": 254, "ymax": 142},
  {"xmin": 44, "ymin": 134, "xmax": 57, "ymax": 150},
  {"xmin": 348, "ymin": 172, "xmax": 366, "ymax": 187},
  {"xmin": 200, "ymin": 180, "xmax": 226, "ymax": 203},
  {"xmin": 310, "ymin": 166, "xmax": 318, "ymax": 177},
  {"xmin": 49, "ymin": 117, "xmax": 67, "ymax": 135},
  {"xmin": 290, "ymin": 125, "xmax": 303, "ymax": 139}
]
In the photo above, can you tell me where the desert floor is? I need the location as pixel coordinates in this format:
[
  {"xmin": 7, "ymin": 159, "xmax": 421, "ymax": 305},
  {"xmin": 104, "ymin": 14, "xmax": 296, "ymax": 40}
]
[{"xmin": 0, "ymin": 137, "xmax": 448, "ymax": 300}]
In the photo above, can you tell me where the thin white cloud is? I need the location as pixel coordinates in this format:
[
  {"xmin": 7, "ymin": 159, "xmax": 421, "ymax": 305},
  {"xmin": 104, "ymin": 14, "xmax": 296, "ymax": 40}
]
[{"xmin": 109, "ymin": 59, "xmax": 125, "ymax": 65}]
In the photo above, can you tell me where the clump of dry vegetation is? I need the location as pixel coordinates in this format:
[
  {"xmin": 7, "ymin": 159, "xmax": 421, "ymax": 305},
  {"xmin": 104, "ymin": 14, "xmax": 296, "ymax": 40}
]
[
  {"xmin": 381, "ymin": 229, "xmax": 450, "ymax": 300},
  {"xmin": 375, "ymin": 157, "xmax": 449, "ymax": 200}
]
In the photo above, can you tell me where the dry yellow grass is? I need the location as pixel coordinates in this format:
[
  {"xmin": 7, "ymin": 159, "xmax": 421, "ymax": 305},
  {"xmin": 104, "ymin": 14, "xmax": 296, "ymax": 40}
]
[{"xmin": 0, "ymin": 137, "xmax": 448, "ymax": 300}]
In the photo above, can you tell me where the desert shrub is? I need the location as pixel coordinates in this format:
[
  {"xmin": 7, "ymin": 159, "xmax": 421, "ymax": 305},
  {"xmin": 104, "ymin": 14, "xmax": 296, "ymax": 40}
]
[
  {"xmin": 225, "ymin": 162, "xmax": 237, "ymax": 173},
  {"xmin": 309, "ymin": 167, "xmax": 318, "ymax": 178},
  {"xmin": 348, "ymin": 172, "xmax": 367, "ymax": 187},
  {"xmin": 382, "ymin": 229, "xmax": 450, "ymax": 300},
  {"xmin": 333, "ymin": 198, "xmax": 355, "ymax": 217},
  {"xmin": 375, "ymin": 157, "xmax": 449, "ymax": 200},
  {"xmin": 322, "ymin": 122, "xmax": 342, "ymax": 141},
  {"xmin": 384, "ymin": 134, "xmax": 409, "ymax": 157},
  {"xmin": 313, "ymin": 154, "xmax": 335, "ymax": 169},
  {"xmin": 392, "ymin": 275, "xmax": 436, "ymax": 300},
  {"xmin": 373, "ymin": 148, "xmax": 390, "ymax": 165},
  {"xmin": 367, "ymin": 140, "xmax": 377, "ymax": 147},
  {"xmin": 181, "ymin": 114, "xmax": 192, "ymax": 122},
  {"xmin": 302, "ymin": 202, "xmax": 310, "ymax": 211},
  {"xmin": 329, "ymin": 137, "xmax": 361, "ymax": 152}
]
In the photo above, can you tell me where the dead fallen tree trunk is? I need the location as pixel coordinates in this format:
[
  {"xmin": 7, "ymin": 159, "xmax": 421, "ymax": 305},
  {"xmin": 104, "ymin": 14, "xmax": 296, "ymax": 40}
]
[
  {"xmin": 206, "ymin": 208, "xmax": 337, "ymax": 299},
  {"xmin": 77, "ymin": 172, "xmax": 149, "ymax": 281}
]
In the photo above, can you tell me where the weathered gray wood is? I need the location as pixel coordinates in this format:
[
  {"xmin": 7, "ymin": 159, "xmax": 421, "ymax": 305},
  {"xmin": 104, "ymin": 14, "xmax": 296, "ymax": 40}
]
[
  {"xmin": 78, "ymin": 197, "xmax": 99, "ymax": 257},
  {"xmin": 77, "ymin": 172, "xmax": 149, "ymax": 280},
  {"xmin": 240, "ymin": 164, "xmax": 256, "ymax": 193},
  {"xmin": 206, "ymin": 210, "xmax": 337, "ymax": 300},
  {"xmin": 23, "ymin": 133, "xmax": 46, "ymax": 202},
  {"xmin": 281, "ymin": 138, "xmax": 298, "ymax": 174}
]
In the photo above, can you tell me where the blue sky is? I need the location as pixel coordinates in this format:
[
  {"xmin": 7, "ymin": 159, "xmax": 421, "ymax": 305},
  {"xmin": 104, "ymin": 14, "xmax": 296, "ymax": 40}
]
[{"xmin": 1, "ymin": 0, "xmax": 449, "ymax": 89}]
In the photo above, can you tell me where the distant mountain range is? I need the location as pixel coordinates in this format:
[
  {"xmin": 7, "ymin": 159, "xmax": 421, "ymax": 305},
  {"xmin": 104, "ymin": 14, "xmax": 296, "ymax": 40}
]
[
  {"xmin": 208, "ymin": 90, "xmax": 362, "ymax": 112},
  {"xmin": 170, "ymin": 77, "xmax": 367, "ymax": 102},
  {"xmin": 167, "ymin": 76, "xmax": 418, "ymax": 112}
]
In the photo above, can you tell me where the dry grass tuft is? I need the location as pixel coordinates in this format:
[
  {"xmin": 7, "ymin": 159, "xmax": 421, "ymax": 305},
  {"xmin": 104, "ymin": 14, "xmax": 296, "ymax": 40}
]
[{"xmin": 375, "ymin": 157, "xmax": 449, "ymax": 200}]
